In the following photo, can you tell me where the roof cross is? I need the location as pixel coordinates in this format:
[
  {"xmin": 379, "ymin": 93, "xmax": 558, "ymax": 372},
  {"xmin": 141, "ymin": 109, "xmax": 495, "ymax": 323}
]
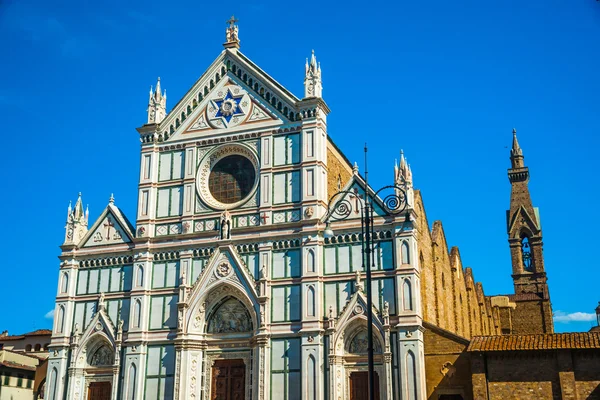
[{"xmin": 226, "ymin": 15, "xmax": 238, "ymax": 29}]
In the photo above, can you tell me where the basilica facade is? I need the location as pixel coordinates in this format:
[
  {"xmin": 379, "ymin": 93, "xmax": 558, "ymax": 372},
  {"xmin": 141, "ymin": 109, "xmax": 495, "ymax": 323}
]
[{"xmin": 46, "ymin": 19, "xmax": 600, "ymax": 400}]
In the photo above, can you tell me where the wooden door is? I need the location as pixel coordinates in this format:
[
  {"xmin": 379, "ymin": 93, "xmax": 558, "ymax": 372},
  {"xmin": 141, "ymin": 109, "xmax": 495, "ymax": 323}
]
[
  {"xmin": 211, "ymin": 359, "xmax": 245, "ymax": 400},
  {"xmin": 88, "ymin": 381, "xmax": 112, "ymax": 400},
  {"xmin": 350, "ymin": 371, "xmax": 380, "ymax": 400}
]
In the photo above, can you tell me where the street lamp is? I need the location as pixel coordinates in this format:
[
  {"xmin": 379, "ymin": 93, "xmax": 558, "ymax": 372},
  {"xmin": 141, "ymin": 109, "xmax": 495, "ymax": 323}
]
[{"xmin": 323, "ymin": 145, "xmax": 408, "ymax": 400}]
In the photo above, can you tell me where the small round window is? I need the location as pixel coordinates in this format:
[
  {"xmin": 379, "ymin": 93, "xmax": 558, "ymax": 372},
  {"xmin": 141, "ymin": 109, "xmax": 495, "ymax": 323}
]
[{"xmin": 208, "ymin": 155, "xmax": 256, "ymax": 204}]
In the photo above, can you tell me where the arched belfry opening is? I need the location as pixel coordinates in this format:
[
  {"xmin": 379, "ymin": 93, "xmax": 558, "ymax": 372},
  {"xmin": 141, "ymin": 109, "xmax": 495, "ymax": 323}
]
[{"xmin": 520, "ymin": 234, "xmax": 533, "ymax": 272}]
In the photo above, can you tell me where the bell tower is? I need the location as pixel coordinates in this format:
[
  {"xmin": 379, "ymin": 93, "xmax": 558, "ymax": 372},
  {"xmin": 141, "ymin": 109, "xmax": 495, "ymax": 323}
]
[{"xmin": 506, "ymin": 129, "xmax": 553, "ymax": 333}]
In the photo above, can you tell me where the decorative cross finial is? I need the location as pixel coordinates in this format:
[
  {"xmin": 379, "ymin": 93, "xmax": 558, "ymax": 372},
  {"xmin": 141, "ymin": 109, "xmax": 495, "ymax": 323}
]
[
  {"xmin": 227, "ymin": 15, "xmax": 238, "ymax": 28},
  {"xmin": 224, "ymin": 15, "xmax": 240, "ymax": 48},
  {"xmin": 109, "ymin": 193, "xmax": 114, "ymax": 204}
]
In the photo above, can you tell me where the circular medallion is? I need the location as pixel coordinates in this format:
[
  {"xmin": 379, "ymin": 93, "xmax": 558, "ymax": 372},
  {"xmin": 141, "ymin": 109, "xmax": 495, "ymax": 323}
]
[
  {"xmin": 196, "ymin": 144, "xmax": 259, "ymax": 210},
  {"xmin": 94, "ymin": 322, "xmax": 103, "ymax": 332},
  {"xmin": 216, "ymin": 262, "xmax": 232, "ymax": 278},
  {"xmin": 353, "ymin": 305, "xmax": 364, "ymax": 315}
]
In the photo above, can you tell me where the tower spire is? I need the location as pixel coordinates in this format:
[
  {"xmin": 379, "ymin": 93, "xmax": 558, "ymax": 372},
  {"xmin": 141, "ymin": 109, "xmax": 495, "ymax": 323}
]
[
  {"xmin": 505, "ymin": 129, "xmax": 553, "ymax": 333},
  {"xmin": 304, "ymin": 49, "xmax": 322, "ymax": 99},
  {"xmin": 64, "ymin": 192, "xmax": 89, "ymax": 246},
  {"xmin": 510, "ymin": 128, "xmax": 524, "ymax": 169},
  {"xmin": 147, "ymin": 77, "xmax": 167, "ymax": 124}
]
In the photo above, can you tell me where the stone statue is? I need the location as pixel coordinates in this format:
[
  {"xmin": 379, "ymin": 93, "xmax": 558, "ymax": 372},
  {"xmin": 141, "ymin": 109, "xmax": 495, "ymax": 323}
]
[
  {"xmin": 355, "ymin": 270, "xmax": 363, "ymax": 292},
  {"xmin": 260, "ymin": 264, "xmax": 267, "ymax": 279},
  {"xmin": 118, "ymin": 319, "xmax": 124, "ymax": 333},
  {"xmin": 98, "ymin": 292, "xmax": 105, "ymax": 310},
  {"xmin": 328, "ymin": 305, "xmax": 334, "ymax": 320},
  {"xmin": 73, "ymin": 323, "xmax": 80, "ymax": 336},
  {"xmin": 383, "ymin": 301, "xmax": 390, "ymax": 318},
  {"xmin": 220, "ymin": 210, "xmax": 231, "ymax": 240}
]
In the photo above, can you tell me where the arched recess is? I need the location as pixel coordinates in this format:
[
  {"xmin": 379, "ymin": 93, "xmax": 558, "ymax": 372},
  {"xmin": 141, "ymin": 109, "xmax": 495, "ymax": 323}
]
[
  {"xmin": 206, "ymin": 296, "xmax": 253, "ymax": 334},
  {"xmin": 133, "ymin": 299, "xmax": 142, "ymax": 328},
  {"xmin": 125, "ymin": 363, "xmax": 137, "ymax": 400},
  {"xmin": 60, "ymin": 272, "xmax": 68, "ymax": 293},
  {"xmin": 56, "ymin": 306, "xmax": 65, "ymax": 333},
  {"xmin": 306, "ymin": 355, "xmax": 316, "ymax": 400},
  {"xmin": 405, "ymin": 350, "xmax": 418, "ymax": 400},
  {"xmin": 136, "ymin": 265, "xmax": 144, "ymax": 287},
  {"xmin": 306, "ymin": 286, "xmax": 316, "ymax": 317},
  {"xmin": 49, "ymin": 367, "xmax": 58, "ymax": 400},
  {"xmin": 403, "ymin": 279, "xmax": 413, "ymax": 311},
  {"xmin": 185, "ymin": 281, "xmax": 259, "ymax": 335},
  {"xmin": 86, "ymin": 336, "xmax": 115, "ymax": 367},
  {"xmin": 401, "ymin": 241, "xmax": 410, "ymax": 264},
  {"xmin": 337, "ymin": 316, "xmax": 384, "ymax": 357},
  {"xmin": 306, "ymin": 249, "xmax": 316, "ymax": 273}
]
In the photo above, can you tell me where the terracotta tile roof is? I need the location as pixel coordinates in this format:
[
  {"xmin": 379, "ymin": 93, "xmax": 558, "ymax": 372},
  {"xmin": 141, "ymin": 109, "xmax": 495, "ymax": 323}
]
[
  {"xmin": 467, "ymin": 332, "xmax": 600, "ymax": 352},
  {"xmin": 0, "ymin": 360, "xmax": 37, "ymax": 371},
  {"xmin": 0, "ymin": 329, "xmax": 52, "ymax": 341},
  {"xmin": 23, "ymin": 329, "xmax": 52, "ymax": 336}
]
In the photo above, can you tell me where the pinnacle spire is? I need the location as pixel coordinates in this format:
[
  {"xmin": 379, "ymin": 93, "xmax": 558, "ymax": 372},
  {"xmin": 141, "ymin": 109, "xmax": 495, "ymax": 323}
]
[
  {"xmin": 304, "ymin": 49, "xmax": 322, "ymax": 99},
  {"xmin": 510, "ymin": 128, "xmax": 525, "ymax": 169},
  {"xmin": 147, "ymin": 77, "xmax": 167, "ymax": 124}
]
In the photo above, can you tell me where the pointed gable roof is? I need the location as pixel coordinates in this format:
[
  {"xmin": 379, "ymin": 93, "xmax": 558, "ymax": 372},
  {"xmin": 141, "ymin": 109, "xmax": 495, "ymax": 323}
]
[
  {"xmin": 145, "ymin": 48, "xmax": 306, "ymax": 143},
  {"xmin": 79, "ymin": 198, "xmax": 135, "ymax": 248},
  {"xmin": 183, "ymin": 244, "xmax": 260, "ymax": 335}
]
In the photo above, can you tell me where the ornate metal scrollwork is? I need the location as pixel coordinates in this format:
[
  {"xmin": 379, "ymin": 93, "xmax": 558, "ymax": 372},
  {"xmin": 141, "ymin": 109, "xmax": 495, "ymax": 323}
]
[{"xmin": 325, "ymin": 185, "xmax": 408, "ymax": 222}]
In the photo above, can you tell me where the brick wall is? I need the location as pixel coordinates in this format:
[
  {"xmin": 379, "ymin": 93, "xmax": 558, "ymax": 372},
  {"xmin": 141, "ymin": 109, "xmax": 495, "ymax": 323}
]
[
  {"xmin": 424, "ymin": 325, "xmax": 473, "ymax": 400},
  {"xmin": 470, "ymin": 349, "xmax": 600, "ymax": 400}
]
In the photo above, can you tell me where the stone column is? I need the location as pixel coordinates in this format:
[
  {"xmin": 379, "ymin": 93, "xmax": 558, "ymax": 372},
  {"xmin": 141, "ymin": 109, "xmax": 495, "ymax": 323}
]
[{"xmin": 255, "ymin": 335, "xmax": 270, "ymax": 400}]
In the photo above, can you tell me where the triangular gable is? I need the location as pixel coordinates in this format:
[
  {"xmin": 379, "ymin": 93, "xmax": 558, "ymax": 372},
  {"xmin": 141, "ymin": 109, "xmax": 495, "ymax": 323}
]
[
  {"xmin": 77, "ymin": 301, "xmax": 117, "ymax": 344},
  {"xmin": 71, "ymin": 298, "xmax": 120, "ymax": 369},
  {"xmin": 184, "ymin": 244, "xmax": 259, "ymax": 334},
  {"xmin": 331, "ymin": 289, "xmax": 386, "ymax": 351},
  {"xmin": 322, "ymin": 175, "xmax": 389, "ymax": 222},
  {"xmin": 155, "ymin": 49, "xmax": 301, "ymax": 142},
  {"xmin": 169, "ymin": 75, "xmax": 282, "ymax": 141},
  {"xmin": 80, "ymin": 203, "xmax": 135, "ymax": 248},
  {"xmin": 507, "ymin": 205, "xmax": 541, "ymax": 238}
]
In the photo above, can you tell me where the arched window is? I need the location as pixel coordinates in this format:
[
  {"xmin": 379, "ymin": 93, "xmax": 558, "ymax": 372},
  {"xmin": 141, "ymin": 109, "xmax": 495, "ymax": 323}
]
[
  {"xmin": 401, "ymin": 241, "xmax": 410, "ymax": 264},
  {"xmin": 306, "ymin": 355, "xmax": 316, "ymax": 400},
  {"xmin": 403, "ymin": 280, "xmax": 413, "ymax": 311},
  {"xmin": 34, "ymin": 344, "xmax": 41, "ymax": 352},
  {"xmin": 306, "ymin": 249, "xmax": 315, "ymax": 273},
  {"xmin": 56, "ymin": 306, "xmax": 65, "ymax": 334},
  {"xmin": 60, "ymin": 272, "xmax": 68, "ymax": 294},
  {"xmin": 136, "ymin": 266, "xmax": 144, "ymax": 287},
  {"xmin": 126, "ymin": 363, "xmax": 137, "ymax": 400},
  {"xmin": 521, "ymin": 235, "xmax": 533, "ymax": 272},
  {"xmin": 133, "ymin": 300, "xmax": 141, "ymax": 328},
  {"xmin": 26, "ymin": 344, "xmax": 32, "ymax": 352},
  {"xmin": 306, "ymin": 286, "xmax": 316, "ymax": 317}
]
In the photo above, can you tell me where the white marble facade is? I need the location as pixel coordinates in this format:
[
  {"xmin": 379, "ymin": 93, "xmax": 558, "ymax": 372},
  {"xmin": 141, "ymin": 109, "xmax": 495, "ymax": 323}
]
[{"xmin": 47, "ymin": 22, "xmax": 426, "ymax": 400}]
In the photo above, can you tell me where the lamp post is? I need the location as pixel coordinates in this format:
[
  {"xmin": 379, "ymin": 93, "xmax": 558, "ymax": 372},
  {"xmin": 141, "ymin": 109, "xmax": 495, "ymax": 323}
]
[{"xmin": 323, "ymin": 145, "xmax": 408, "ymax": 400}]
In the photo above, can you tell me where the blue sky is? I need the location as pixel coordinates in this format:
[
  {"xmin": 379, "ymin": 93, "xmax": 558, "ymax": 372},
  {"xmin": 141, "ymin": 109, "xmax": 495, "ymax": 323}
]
[{"xmin": 0, "ymin": 0, "xmax": 598, "ymax": 334}]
